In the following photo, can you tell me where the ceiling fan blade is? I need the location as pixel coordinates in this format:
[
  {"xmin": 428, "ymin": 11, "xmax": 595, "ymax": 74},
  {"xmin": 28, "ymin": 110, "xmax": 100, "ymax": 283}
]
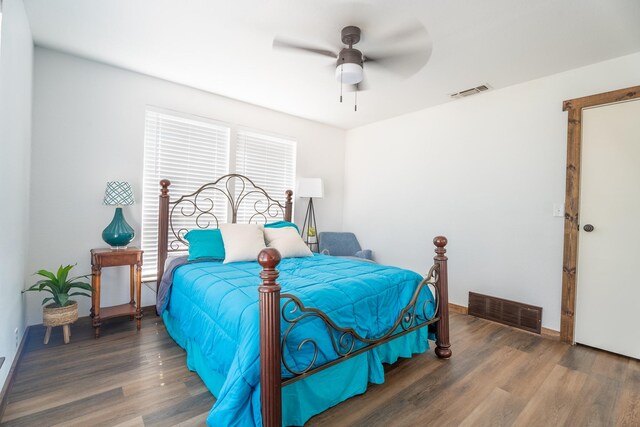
[
  {"xmin": 273, "ymin": 38, "xmax": 337, "ymax": 59},
  {"xmin": 344, "ymin": 79, "xmax": 371, "ymax": 92},
  {"xmin": 377, "ymin": 22, "xmax": 425, "ymax": 45},
  {"xmin": 364, "ymin": 43, "xmax": 432, "ymax": 78},
  {"xmin": 357, "ymin": 80, "xmax": 370, "ymax": 91}
]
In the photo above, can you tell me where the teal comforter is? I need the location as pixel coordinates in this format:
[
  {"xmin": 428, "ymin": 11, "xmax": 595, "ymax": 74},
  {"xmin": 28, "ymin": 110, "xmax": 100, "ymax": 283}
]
[{"xmin": 162, "ymin": 254, "xmax": 435, "ymax": 426}]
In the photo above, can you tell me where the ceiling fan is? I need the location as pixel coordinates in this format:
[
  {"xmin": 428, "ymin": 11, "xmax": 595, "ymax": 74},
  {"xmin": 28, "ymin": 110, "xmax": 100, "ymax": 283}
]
[{"xmin": 273, "ymin": 23, "xmax": 431, "ymax": 109}]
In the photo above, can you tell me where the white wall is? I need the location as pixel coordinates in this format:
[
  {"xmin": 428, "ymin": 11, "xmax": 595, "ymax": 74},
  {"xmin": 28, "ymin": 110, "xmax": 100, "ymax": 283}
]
[
  {"xmin": 0, "ymin": 0, "xmax": 33, "ymax": 386},
  {"xmin": 343, "ymin": 52, "xmax": 640, "ymax": 331},
  {"xmin": 27, "ymin": 48, "xmax": 346, "ymax": 325}
]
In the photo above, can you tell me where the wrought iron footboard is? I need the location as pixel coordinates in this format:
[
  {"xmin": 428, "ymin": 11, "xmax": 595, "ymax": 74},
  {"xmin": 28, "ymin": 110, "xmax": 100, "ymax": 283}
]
[
  {"xmin": 279, "ymin": 263, "xmax": 440, "ymax": 385},
  {"xmin": 257, "ymin": 236, "xmax": 452, "ymax": 427}
]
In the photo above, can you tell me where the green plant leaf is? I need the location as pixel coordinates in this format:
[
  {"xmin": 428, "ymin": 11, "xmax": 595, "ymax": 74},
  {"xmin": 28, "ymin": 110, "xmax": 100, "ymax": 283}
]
[
  {"xmin": 37, "ymin": 280, "xmax": 53, "ymax": 291},
  {"xmin": 69, "ymin": 282, "xmax": 93, "ymax": 292},
  {"xmin": 68, "ymin": 292, "xmax": 91, "ymax": 299},
  {"xmin": 57, "ymin": 264, "xmax": 75, "ymax": 290},
  {"xmin": 24, "ymin": 282, "xmax": 45, "ymax": 292},
  {"xmin": 41, "ymin": 297, "xmax": 53, "ymax": 306},
  {"xmin": 57, "ymin": 293, "xmax": 69, "ymax": 306},
  {"xmin": 35, "ymin": 269, "xmax": 57, "ymax": 282},
  {"xmin": 68, "ymin": 274, "xmax": 93, "ymax": 283},
  {"xmin": 47, "ymin": 280, "xmax": 62, "ymax": 295}
]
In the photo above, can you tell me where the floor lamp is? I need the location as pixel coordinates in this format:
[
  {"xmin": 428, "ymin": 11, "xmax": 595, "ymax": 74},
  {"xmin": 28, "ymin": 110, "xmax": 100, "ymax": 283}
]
[{"xmin": 297, "ymin": 178, "xmax": 324, "ymax": 252}]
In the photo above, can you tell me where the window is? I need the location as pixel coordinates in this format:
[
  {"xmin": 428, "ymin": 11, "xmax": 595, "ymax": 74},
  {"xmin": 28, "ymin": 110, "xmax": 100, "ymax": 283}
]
[
  {"xmin": 141, "ymin": 108, "xmax": 230, "ymax": 280},
  {"xmin": 234, "ymin": 128, "xmax": 297, "ymax": 224},
  {"xmin": 141, "ymin": 109, "xmax": 297, "ymax": 282}
]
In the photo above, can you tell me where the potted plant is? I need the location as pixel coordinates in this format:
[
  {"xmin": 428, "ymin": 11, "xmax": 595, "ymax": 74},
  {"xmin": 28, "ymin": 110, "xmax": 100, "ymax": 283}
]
[{"xmin": 23, "ymin": 264, "xmax": 92, "ymax": 344}]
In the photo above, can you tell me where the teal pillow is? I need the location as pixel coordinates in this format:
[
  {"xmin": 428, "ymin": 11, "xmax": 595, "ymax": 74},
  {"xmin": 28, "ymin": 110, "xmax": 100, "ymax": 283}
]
[
  {"xmin": 184, "ymin": 229, "xmax": 225, "ymax": 261},
  {"xmin": 265, "ymin": 221, "xmax": 300, "ymax": 233}
]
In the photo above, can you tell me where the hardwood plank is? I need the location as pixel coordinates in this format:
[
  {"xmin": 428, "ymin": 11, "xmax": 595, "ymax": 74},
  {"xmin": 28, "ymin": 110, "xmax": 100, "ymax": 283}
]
[
  {"xmin": 513, "ymin": 365, "xmax": 588, "ymax": 426},
  {"xmin": 49, "ymin": 382, "xmax": 194, "ymax": 427},
  {"xmin": 173, "ymin": 411, "xmax": 210, "ymax": 426},
  {"xmin": 111, "ymin": 416, "xmax": 144, "ymax": 427},
  {"xmin": 565, "ymin": 374, "xmax": 622, "ymax": 427},
  {"xmin": 405, "ymin": 346, "xmax": 529, "ymax": 426},
  {"xmin": 0, "ymin": 387, "xmax": 124, "ymax": 427},
  {"xmin": 625, "ymin": 358, "xmax": 640, "ymax": 389},
  {"xmin": 615, "ymin": 387, "xmax": 640, "ymax": 427},
  {"xmin": 141, "ymin": 391, "xmax": 214, "ymax": 427},
  {"xmin": 459, "ymin": 387, "xmax": 524, "ymax": 427},
  {"xmin": 3, "ymin": 358, "xmax": 189, "ymax": 421},
  {"xmin": 591, "ymin": 347, "xmax": 630, "ymax": 380},
  {"xmin": 496, "ymin": 338, "xmax": 568, "ymax": 402},
  {"xmin": 558, "ymin": 342, "xmax": 597, "ymax": 374}
]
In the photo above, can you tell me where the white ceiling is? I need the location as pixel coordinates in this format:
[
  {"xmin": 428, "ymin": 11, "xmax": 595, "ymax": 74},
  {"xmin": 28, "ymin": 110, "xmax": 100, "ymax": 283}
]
[{"xmin": 24, "ymin": 0, "xmax": 640, "ymax": 129}]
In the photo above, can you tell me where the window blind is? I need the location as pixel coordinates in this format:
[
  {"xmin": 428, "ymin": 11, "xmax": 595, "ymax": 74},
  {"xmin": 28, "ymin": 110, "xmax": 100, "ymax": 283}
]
[
  {"xmin": 235, "ymin": 129, "xmax": 296, "ymax": 224},
  {"xmin": 141, "ymin": 108, "xmax": 230, "ymax": 281}
]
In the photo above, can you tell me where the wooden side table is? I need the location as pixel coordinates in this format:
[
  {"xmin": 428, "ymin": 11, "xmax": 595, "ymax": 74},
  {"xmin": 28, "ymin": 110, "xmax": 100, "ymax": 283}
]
[{"xmin": 90, "ymin": 247, "xmax": 143, "ymax": 338}]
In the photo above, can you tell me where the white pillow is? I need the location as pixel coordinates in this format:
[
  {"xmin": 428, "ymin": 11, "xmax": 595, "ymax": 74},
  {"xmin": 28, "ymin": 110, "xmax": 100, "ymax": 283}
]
[
  {"xmin": 263, "ymin": 227, "xmax": 313, "ymax": 258},
  {"xmin": 219, "ymin": 224, "xmax": 267, "ymax": 263}
]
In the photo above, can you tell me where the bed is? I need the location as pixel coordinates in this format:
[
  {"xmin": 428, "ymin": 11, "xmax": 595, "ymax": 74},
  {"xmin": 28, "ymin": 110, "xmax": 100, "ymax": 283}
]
[{"xmin": 155, "ymin": 174, "xmax": 451, "ymax": 427}]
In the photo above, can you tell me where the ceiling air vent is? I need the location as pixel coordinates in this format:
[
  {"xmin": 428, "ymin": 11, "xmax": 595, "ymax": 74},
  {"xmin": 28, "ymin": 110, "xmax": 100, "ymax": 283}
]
[{"xmin": 450, "ymin": 84, "xmax": 491, "ymax": 99}]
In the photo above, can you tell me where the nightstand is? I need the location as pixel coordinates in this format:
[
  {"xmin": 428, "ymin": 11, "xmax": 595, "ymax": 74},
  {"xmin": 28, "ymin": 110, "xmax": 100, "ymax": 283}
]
[{"xmin": 90, "ymin": 247, "xmax": 143, "ymax": 338}]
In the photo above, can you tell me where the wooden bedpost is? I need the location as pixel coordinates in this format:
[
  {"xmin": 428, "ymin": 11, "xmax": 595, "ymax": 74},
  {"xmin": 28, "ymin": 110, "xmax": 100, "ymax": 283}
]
[
  {"xmin": 434, "ymin": 236, "xmax": 452, "ymax": 359},
  {"xmin": 284, "ymin": 190, "xmax": 293, "ymax": 222},
  {"xmin": 157, "ymin": 179, "xmax": 171, "ymax": 294},
  {"xmin": 258, "ymin": 248, "xmax": 282, "ymax": 427}
]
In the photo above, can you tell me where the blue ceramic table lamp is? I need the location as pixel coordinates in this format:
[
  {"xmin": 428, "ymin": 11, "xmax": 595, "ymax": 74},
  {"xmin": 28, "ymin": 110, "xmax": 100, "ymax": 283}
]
[{"xmin": 102, "ymin": 181, "xmax": 135, "ymax": 248}]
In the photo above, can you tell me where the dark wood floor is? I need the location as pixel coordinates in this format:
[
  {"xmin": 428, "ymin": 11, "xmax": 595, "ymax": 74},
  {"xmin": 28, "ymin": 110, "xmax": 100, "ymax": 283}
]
[{"xmin": 1, "ymin": 309, "xmax": 638, "ymax": 426}]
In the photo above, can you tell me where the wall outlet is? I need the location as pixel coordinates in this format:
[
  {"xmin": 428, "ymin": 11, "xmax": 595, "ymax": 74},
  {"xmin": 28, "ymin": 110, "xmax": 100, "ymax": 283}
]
[
  {"xmin": 15, "ymin": 328, "xmax": 19, "ymax": 349},
  {"xmin": 553, "ymin": 203, "xmax": 564, "ymax": 217}
]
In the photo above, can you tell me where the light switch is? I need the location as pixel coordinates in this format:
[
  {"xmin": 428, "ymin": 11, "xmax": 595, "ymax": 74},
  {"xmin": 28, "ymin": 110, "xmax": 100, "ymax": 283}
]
[{"xmin": 553, "ymin": 203, "xmax": 564, "ymax": 217}]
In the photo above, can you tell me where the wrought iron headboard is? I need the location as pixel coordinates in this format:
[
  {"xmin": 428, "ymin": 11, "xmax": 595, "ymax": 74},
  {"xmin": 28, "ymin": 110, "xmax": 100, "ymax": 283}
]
[{"xmin": 156, "ymin": 174, "xmax": 293, "ymax": 286}]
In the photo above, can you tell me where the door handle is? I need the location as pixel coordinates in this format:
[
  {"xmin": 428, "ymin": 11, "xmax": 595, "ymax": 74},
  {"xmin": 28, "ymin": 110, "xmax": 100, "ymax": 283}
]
[{"xmin": 583, "ymin": 224, "xmax": 595, "ymax": 232}]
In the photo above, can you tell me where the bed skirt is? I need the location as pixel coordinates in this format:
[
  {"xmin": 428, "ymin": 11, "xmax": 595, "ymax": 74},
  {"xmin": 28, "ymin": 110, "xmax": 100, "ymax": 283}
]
[{"xmin": 163, "ymin": 310, "xmax": 432, "ymax": 426}]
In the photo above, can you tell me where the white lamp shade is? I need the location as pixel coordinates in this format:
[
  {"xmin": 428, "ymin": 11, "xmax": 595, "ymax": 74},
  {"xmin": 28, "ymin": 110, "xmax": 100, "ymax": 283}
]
[
  {"xmin": 296, "ymin": 178, "xmax": 324, "ymax": 198},
  {"xmin": 335, "ymin": 63, "xmax": 363, "ymax": 85},
  {"xmin": 103, "ymin": 181, "xmax": 135, "ymax": 205}
]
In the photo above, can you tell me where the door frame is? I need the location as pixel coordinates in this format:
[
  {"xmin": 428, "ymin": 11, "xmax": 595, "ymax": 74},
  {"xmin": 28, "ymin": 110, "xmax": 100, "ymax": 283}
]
[{"xmin": 560, "ymin": 85, "xmax": 640, "ymax": 343}]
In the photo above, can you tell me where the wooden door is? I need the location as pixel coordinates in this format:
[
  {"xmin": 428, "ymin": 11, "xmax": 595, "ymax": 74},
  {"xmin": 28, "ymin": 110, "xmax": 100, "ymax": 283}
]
[{"xmin": 574, "ymin": 99, "xmax": 640, "ymax": 359}]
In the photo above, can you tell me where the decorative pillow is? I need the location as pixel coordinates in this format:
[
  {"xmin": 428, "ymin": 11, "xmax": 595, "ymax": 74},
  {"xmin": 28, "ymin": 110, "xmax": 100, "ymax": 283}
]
[
  {"xmin": 184, "ymin": 229, "xmax": 225, "ymax": 261},
  {"xmin": 219, "ymin": 224, "xmax": 267, "ymax": 263},
  {"xmin": 263, "ymin": 227, "xmax": 313, "ymax": 258},
  {"xmin": 264, "ymin": 221, "xmax": 300, "ymax": 233}
]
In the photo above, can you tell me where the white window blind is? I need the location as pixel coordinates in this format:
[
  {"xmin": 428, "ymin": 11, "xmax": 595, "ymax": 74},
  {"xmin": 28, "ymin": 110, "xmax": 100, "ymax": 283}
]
[
  {"xmin": 235, "ymin": 129, "xmax": 296, "ymax": 224},
  {"xmin": 141, "ymin": 108, "xmax": 230, "ymax": 281}
]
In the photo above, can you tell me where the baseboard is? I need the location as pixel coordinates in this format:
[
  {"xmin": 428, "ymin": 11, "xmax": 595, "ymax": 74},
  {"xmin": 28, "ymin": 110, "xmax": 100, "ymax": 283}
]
[
  {"xmin": 449, "ymin": 303, "xmax": 468, "ymax": 315},
  {"xmin": 0, "ymin": 326, "xmax": 31, "ymax": 422},
  {"xmin": 541, "ymin": 327, "xmax": 560, "ymax": 340}
]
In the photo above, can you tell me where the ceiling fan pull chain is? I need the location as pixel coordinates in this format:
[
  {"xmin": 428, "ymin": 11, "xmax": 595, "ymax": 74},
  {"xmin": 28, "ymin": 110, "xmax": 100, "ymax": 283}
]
[
  {"xmin": 355, "ymin": 84, "xmax": 358, "ymax": 112},
  {"xmin": 340, "ymin": 65, "xmax": 343, "ymax": 103}
]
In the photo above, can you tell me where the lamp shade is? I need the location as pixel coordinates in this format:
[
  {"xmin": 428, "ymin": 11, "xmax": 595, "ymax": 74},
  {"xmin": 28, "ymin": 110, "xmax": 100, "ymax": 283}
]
[
  {"xmin": 297, "ymin": 178, "xmax": 324, "ymax": 198},
  {"xmin": 103, "ymin": 181, "xmax": 135, "ymax": 206}
]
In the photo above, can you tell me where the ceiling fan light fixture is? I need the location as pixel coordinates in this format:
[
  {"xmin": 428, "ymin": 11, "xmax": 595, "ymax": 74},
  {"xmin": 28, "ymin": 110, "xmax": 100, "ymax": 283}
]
[{"xmin": 336, "ymin": 63, "xmax": 363, "ymax": 85}]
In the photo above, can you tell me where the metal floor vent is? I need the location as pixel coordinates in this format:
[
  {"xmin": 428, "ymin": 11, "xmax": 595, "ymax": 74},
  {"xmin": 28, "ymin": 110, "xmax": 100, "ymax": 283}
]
[
  {"xmin": 468, "ymin": 292, "xmax": 542, "ymax": 334},
  {"xmin": 450, "ymin": 84, "xmax": 491, "ymax": 99}
]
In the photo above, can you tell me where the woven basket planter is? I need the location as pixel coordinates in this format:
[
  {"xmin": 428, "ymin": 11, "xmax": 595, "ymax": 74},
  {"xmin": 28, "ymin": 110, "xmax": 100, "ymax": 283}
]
[{"xmin": 43, "ymin": 300, "xmax": 78, "ymax": 327}]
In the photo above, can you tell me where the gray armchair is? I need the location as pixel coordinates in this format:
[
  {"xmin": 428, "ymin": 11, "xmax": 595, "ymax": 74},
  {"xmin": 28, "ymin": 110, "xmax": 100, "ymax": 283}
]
[{"xmin": 318, "ymin": 232, "xmax": 374, "ymax": 262}]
